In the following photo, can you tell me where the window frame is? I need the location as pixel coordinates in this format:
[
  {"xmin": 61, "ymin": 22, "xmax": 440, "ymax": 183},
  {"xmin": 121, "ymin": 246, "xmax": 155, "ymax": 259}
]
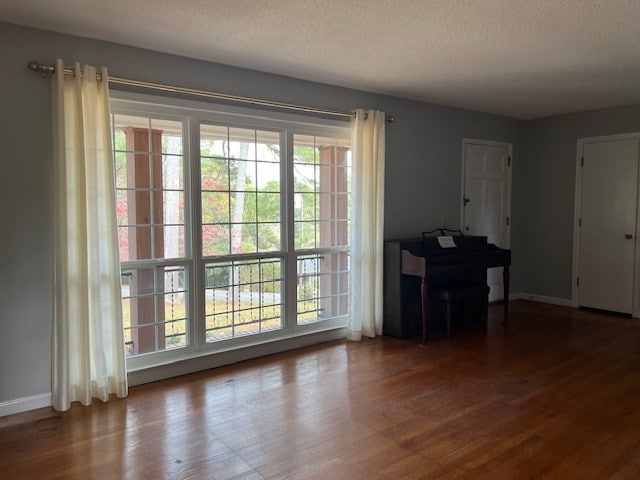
[{"xmin": 111, "ymin": 92, "xmax": 351, "ymax": 372}]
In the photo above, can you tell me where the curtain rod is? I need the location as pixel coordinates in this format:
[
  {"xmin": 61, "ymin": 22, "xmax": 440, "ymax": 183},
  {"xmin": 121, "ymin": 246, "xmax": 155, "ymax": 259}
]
[{"xmin": 27, "ymin": 61, "xmax": 395, "ymax": 123}]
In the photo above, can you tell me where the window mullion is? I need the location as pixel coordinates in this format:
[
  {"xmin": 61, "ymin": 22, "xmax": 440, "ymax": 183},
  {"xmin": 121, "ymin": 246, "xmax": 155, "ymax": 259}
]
[
  {"xmin": 188, "ymin": 114, "xmax": 202, "ymax": 351},
  {"xmin": 284, "ymin": 129, "xmax": 297, "ymax": 332}
]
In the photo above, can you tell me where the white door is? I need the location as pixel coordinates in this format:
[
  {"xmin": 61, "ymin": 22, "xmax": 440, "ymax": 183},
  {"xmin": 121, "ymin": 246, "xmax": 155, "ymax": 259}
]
[
  {"xmin": 462, "ymin": 140, "xmax": 511, "ymax": 302},
  {"xmin": 577, "ymin": 139, "xmax": 639, "ymax": 314}
]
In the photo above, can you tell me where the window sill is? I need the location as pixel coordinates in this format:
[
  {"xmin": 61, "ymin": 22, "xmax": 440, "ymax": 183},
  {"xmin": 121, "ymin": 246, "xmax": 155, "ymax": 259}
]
[{"xmin": 127, "ymin": 325, "xmax": 347, "ymax": 387}]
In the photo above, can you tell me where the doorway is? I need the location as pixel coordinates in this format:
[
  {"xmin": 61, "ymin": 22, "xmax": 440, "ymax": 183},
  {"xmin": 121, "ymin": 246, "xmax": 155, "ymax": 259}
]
[
  {"xmin": 461, "ymin": 138, "xmax": 512, "ymax": 302},
  {"xmin": 572, "ymin": 134, "xmax": 640, "ymax": 315}
]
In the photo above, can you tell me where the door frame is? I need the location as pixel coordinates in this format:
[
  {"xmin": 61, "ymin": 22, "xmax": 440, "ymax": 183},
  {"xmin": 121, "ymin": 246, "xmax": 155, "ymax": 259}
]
[
  {"xmin": 460, "ymin": 138, "xmax": 513, "ymax": 249},
  {"xmin": 571, "ymin": 133, "xmax": 640, "ymax": 317}
]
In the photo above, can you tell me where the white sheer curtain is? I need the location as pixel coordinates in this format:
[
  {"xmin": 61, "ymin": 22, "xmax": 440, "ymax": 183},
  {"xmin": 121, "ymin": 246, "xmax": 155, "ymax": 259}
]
[
  {"xmin": 348, "ymin": 109, "xmax": 386, "ymax": 340},
  {"xmin": 51, "ymin": 59, "xmax": 127, "ymax": 411}
]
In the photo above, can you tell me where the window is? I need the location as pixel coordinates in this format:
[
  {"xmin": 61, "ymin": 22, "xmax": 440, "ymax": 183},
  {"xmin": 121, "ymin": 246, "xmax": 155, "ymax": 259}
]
[
  {"xmin": 111, "ymin": 97, "xmax": 351, "ymax": 367},
  {"xmin": 292, "ymin": 135, "xmax": 351, "ymax": 325},
  {"xmin": 201, "ymin": 124, "xmax": 283, "ymax": 342},
  {"xmin": 112, "ymin": 115, "xmax": 188, "ymax": 357}
]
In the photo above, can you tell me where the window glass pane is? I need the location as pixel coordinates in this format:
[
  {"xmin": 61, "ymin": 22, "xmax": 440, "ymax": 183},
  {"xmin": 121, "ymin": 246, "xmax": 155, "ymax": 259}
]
[
  {"xmin": 335, "ymin": 165, "xmax": 349, "ymax": 194},
  {"xmin": 203, "ymin": 224, "xmax": 230, "ymax": 257},
  {"xmin": 335, "ymin": 194, "xmax": 349, "ymax": 220},
  {"xmin": 294, "ymin": 164, "xmax": 317, "ymax": 192},
  {"xmin": 294, "ymin": 222, "xmax": 316, "ymax": 250},
  {"xmin": 202, "ymin": 157, "xmax": 229, "ymax": 191},
  {"xmin": 157, "ymin": 190, "xmax": 185, "ymax": 224},
  {"xmin": 117, "ymin": 227, "xmax": 130, "ymax": 262},
  {"xmin": 229, "ymin": 127, "xmax": 256, "ymax": 160},
  {"xmin": 236, "ymin": 223, "xmax": 257, "ymax": 254},
  {"xmin": 114, "ymin": 151, "xmax": 127, "ymax": 188},
  {"xmin": 118, "ymin": 226, "xmax": 153, "ymax": 261},
  {"xmin": 116, "ymin": 190, "xmax": 129, "ymax": 226},
  {"xmin": 316, "ymin": 140, "xmax": 335, "ymax": 165},
  {"xmin": 257, "ymin": 223, "xmax": 280, "ymax": 252},
  {"xmin": 257, "ymin": 193, "xmax": 280, "ymax": 222},
  {"xmin": 205, "ymin": 258, "xmax": 283, "ymax": 342},
  {"xmin": 231, "ymin": 160, "xmax": 257, "ymax": 191},
  {"xmin": 294, "ymin": 193, "xmax": 316, "ymax": 222},
  {"xmin": 200, "ymin": 124, "xmax": 229, "ymax": 157},
  {"xmin": 158, "ymin": 155, "xmax": 184, "ymax": 190},
  {"xmin": 256, "ymin": 162, "xmax": 280, "ymax": 192},
  {"xmin": 202, "ymin": 191, "xmax": 230, "ymax": 224},
  {"xmin": 114, "ymin": 128, "xmax": 126, "ymax": 153},
  {"xmin": 151, "ymin": 118, "xmax": 183, "ymax": 155},
  {"xmin": 233, "ymin": 191, "xmax": 257, "ymax": 223},
  {"xmin": 154, "ymin": 225, "xmax": 185, "ymax": 258},
  {"xmin": 293, "ymin": 135, "xmax": 317, "ymax": 164},
  {"xmin": 297, "ymin": 255, "xmax": 320, "ymax": 324},
  {"xmin": 256, "ymin": 130, "xmax": 280, "ymax": 162}
]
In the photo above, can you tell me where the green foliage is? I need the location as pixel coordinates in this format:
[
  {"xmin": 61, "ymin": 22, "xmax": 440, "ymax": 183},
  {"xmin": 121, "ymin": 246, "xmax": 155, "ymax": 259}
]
[{"xmin": 294, "ymin": 145, "xmax": 316, "ymax": 164}]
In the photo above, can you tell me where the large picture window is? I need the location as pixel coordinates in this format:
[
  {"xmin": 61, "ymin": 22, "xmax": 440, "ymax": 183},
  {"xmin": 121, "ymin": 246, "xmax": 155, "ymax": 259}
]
[{"xmin": 111, "ymin": 97, "xmax": 350, "ymax": 366}]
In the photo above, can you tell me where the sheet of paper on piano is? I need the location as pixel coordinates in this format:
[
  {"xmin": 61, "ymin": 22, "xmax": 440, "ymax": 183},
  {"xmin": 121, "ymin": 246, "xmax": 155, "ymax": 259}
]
[{"xmin": 437, "ymin": 236, "xmax": 457, "ymax": 248}]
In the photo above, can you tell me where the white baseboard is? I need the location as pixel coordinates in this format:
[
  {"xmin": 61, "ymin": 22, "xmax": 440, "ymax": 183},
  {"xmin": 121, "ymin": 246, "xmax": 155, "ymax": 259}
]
[
  {"xmin": 0, "ymin": 392, "xmax": 51, "ymax": 417},
  {"xmin": 510, "ymin": 292, "xmax": 573, "ymax": 307}
]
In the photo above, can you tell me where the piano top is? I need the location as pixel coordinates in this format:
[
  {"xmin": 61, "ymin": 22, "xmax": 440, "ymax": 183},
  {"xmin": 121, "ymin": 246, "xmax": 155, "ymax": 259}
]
[
  {"xmin": 391, "ymin": 235, "xmax": 511, "ymax": 277},
  {"xmin": 390, "ymin": 235, "xmax": 498, "ymax": 255}
]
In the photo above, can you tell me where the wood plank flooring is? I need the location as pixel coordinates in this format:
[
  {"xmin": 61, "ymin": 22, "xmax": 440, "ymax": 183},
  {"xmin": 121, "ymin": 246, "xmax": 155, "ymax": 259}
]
[{"xmin": 2, "ymin": 300, "xmax": 640, "ymax": 479}]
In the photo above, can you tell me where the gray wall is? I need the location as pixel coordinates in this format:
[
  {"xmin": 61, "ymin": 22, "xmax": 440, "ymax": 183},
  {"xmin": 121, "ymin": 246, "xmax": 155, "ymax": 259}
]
[
  {"xmin": 514, "ymin": 104, "xmax": 640, "ymax": 299},
  {"xmin": 0, "ymin": 22, "xmax": 520, "ymax": 404}
]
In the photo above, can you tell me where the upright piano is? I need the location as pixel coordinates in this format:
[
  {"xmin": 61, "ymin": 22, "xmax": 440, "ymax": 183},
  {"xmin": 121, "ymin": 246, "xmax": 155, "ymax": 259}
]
[{"xmin": 383, "ymin": 234, "xmax": 511, "ymax": 344}]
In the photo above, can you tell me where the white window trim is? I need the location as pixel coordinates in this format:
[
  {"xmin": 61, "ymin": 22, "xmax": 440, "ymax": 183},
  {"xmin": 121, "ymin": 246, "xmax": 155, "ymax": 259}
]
[{"xmin": 110, "ymin": 91, "xmax": 351, "ymax": 375}]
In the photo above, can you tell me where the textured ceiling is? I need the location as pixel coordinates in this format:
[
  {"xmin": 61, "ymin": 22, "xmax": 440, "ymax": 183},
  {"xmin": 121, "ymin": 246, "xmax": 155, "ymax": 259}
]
[{"xmin": 3, "ymin": 0, "xmax": 640, "ymax": 119}]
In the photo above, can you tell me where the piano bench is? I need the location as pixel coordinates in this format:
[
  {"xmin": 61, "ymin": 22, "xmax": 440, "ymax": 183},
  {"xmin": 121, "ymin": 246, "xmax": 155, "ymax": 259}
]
[{"xmin": 430, "ymin": 285, "xmax": 490, "ymax": 338}]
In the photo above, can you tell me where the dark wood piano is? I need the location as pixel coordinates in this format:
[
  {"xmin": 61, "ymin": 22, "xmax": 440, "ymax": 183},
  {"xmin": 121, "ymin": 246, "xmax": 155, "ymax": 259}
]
[{"xmin": 384, "ymin": 233, "xmax": 511, "ymax": 344}]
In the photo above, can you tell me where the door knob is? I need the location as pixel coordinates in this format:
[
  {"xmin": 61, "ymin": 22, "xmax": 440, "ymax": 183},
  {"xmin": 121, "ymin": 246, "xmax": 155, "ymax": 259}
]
[
  {"xmin": 463, "ymin": 197, "xmax": 470, "ymax": 206},
  {"xmin": 625, "ymin": 234, "xmax": 634, "ymax": 239}
]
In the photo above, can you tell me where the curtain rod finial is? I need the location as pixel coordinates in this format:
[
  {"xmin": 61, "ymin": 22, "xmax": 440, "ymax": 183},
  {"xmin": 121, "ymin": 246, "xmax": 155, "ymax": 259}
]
[{"xmin": 27, "ymin": 61, "xmax": 53, "ymax": 73}]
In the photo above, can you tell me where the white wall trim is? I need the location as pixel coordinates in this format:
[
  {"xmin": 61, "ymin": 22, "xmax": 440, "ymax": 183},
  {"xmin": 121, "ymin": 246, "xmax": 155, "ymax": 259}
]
[
  {"xmin": 511, "ymin": 292, "xmax": 574, "ymax": 307},
  {"xmin": 0, "ymin": 392, "xmax": 51, "ymax": 417}
]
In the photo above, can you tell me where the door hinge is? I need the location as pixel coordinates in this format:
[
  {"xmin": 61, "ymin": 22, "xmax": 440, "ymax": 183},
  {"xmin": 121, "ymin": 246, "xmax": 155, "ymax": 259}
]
[
  {"xmin": 578, "ymin": 217, "xmax": 582, "ymax": 227},
  {"xmin": 581, "ymin": 157, "xmax": 584, "ymax": 167},
  {"xmin": 506, "ymin": 216, "xmax": 510, "ymax": 226},
  {"xmin": 576, "ymin": 276, "xmax": 580, "ymax": 287},
  {"xmin": 508, "ymin": 156, "xmax": 511, "ymax": 167}
]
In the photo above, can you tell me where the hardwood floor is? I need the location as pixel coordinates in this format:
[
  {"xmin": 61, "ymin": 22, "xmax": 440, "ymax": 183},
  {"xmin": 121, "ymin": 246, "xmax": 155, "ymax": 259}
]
[{"xmin": 2, "ymin": 300, "xmax": 640, "ymax": 479}]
